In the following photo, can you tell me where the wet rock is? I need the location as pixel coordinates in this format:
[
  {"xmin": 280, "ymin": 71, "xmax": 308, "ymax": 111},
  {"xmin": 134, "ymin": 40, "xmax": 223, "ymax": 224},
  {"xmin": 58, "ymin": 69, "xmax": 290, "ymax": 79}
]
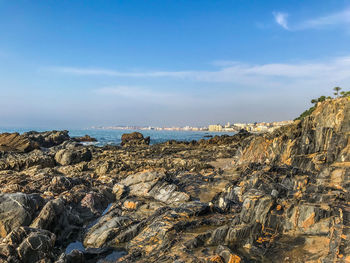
[
  {"xmin": 80, "ymin": 192, "xmax": 111, "ymax": 215},
  {"xmin": 121, "ymin": 132, "xmax": 150, "ymax": 146},
  {"xmin": 0, "ymin": 193, "xmax": 44, "ymax": 238},
  {"xmin": 57, "ymin": 249, "xmax": 85, "ymax": 263}
]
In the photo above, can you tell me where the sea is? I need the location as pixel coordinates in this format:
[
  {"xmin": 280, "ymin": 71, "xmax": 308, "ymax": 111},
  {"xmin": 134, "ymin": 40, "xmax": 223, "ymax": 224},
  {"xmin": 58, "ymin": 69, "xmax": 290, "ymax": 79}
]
[{"xmin": 0, "ymin": 128, "xmax": 235, "ymax": 146}]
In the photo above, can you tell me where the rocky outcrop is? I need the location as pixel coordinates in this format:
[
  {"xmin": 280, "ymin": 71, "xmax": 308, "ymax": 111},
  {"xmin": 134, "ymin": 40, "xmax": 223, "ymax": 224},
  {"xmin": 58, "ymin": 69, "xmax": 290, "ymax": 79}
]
[
  {"xmin": 0, "ymin": 227, "xmax": 56, "ymax": 262},
  {"xmin": 238, "ymin": 97, "xmax": 350, "ymax": 172},
  {"xmin": 0, "ymin": 97, "xmax": 348, "ymax": 262},
  {"xmin": 0, "ymin": 150, "xmax": 55, "ymax": 171},
  {"xmin": 24, "ymin": 130, "xmax": 70, "ymax": 148},
  {"xmin": 55, "ymin": 148, "xmax": 92, "ymax": 166},
  {"xmin": 121, "ymin": 132, "xmax": 150, "ymax": 146},
  {"xmin": 0, "ymin": 130, "xmax": 71, "ymax": 153},
  {"xmin": 0, "ymin": 133, "xmax": 38, "ymax": 152},
  {"xmin": 72, "ymin": 135, "xmax": 97, "ymax": 143}
]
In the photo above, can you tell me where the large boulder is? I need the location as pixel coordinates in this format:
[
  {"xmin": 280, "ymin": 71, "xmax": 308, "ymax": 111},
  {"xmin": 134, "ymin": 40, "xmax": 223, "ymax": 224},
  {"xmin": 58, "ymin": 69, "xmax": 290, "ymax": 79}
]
[
  {"xmin": 83, "ymin": 208, "xmax": 134, "ymax": 248},
  {"xmin": 121, "ymin": 132, "xmax": 150, "ymax": 146},
  {"xmin": 30, "ymin": 198, "xmax": 84, "ymax": 246},
  {"xmin": 0, "ymin": 193, "xmax": 44, "ymax": 238},
  {"xmin": 55, "ymin": 148, "xmax": 92, "ymax": 165},
  {"xmin": 119, "ymin": 170, "xmax": 190, "ymax": 204}
]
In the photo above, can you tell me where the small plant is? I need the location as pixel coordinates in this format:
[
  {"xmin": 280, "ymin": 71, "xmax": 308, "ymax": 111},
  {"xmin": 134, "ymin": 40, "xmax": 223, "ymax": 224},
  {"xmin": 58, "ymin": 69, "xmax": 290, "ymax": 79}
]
[
  {"xmin": 333, "ymin": 87, "xmax": 341, "ymax": 97},
  {"xmin": 295, "ymin": 87, "xmax": 350, "ymax": 121},
  {"xmin": 340, "ymin": 90, "xmax": 350, "ymax": 97}
]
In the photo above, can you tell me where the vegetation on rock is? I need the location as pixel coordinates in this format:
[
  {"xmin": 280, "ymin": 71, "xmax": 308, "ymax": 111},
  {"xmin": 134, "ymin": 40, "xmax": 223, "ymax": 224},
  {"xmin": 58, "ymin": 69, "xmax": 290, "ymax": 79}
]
[{"xmin": 295, "ymin": 86, "xmax": 349, "ymax": 120}]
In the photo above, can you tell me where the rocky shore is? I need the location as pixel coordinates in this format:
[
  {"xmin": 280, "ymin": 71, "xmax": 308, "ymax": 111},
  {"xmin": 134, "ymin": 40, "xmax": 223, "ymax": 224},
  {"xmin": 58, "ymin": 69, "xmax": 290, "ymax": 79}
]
[{"xmin": 0, "ymin": 97, "xmax": 349, "ymax": 263}]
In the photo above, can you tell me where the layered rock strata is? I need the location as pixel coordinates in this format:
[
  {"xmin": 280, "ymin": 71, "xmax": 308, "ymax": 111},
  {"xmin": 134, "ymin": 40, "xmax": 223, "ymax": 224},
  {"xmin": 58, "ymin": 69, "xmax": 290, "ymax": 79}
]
[{"xmin": 0, "ymin": 97, "xmax": 348, "ymax": 262}]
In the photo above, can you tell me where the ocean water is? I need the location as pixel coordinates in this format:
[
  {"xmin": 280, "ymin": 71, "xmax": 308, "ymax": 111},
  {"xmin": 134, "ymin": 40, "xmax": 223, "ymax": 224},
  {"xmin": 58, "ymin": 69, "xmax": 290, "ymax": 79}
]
[{"xmin": 0, "ymin": 128, "xmax": 235, "ymax": 146}]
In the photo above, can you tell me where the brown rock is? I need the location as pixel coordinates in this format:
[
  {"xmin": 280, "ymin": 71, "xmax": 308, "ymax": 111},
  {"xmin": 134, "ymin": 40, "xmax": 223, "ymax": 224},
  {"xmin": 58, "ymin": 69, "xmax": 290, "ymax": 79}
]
[
  {"xmin": 0, "ymin": 132, "xmax": 38, "ymax": 152},
  {"xmin": 121, "ymin": 132, "xmax": 150, "ymax": 146}
]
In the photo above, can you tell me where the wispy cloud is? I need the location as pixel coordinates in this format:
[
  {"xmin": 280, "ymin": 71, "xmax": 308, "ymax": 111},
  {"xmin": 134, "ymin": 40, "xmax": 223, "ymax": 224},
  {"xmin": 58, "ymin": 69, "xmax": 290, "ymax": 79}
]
[
  {"xmin": 48, "ymin": 56, "xmax": 350, "ymax": 88},
  {"xmin": 49, "ymin": 66, "xmax": 191, "ymax": 78},
  {"xmin": 94, "ymin": 86, "xmax": 173, "ymax": 99},
  {"xmin": 273, "ymin": 8, "xmax": 350, "ymax": 30},
  {"xmin": 300, "ymin": 8, "xmax": 350, "ymax": 29},
  {"xmin": 273, "ymin": 12, "xmax": 289, "ymax": 30},
  {"xmin": 93, "ymin": 85, "xmax": 204, "ymax": 106}
]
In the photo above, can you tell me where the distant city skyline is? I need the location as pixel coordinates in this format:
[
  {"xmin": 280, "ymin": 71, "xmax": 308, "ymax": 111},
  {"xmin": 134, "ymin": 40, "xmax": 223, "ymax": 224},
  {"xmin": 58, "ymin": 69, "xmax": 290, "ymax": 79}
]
[{"xmin": 1, "ymin": 1, "xmax": 350, "ymax": 128}]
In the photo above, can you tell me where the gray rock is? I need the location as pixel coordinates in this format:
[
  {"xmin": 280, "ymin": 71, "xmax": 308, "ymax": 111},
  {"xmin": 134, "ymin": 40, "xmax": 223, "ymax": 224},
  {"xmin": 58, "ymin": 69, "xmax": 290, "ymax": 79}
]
[
  {"xmin": 84, "ymin": 208, "xmax": 134, "ymax": 248},
  {"xmin": 0, "ymin": 193, "xmax": 44, "ymax": 238},
  {"xmin": 55, "ymin": 148, "xmax": 92, "ymax": 165},
  {"xmin": 0, "ymin": 227, "xmax": 56, "ymax": 262}
]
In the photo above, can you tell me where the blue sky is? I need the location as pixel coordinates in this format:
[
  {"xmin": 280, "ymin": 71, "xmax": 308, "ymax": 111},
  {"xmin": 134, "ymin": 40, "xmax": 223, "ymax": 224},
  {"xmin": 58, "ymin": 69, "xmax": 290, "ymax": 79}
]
[{"xmin": 1, "ymin": 0, "xmax": 350, "ymax": 128}]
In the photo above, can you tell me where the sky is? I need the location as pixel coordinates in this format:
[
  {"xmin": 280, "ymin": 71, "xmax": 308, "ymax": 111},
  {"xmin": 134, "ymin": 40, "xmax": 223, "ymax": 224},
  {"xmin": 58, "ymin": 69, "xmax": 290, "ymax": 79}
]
[{"xmin": 0, "ymin": 0, "xmax": 350, "ymax": 128}]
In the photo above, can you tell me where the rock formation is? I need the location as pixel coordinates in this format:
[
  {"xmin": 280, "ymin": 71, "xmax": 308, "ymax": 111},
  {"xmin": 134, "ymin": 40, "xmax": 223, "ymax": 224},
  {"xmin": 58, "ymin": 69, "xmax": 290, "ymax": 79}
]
[
  {"xmin": 121, "ymin": 132, "xmax": 150, "ymax": 146},
  {"xmin": 0, "ymin": 97, "xmax": 348, "ymax": 262},
  {"xmin": 72, "ymin": 135, "xmax": 97, "ymax": 143}
]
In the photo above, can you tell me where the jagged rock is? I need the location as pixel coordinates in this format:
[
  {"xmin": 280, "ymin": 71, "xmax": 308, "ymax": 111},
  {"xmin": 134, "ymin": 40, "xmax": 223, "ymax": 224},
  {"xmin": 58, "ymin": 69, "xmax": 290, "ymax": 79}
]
[
  {"xmin": 0, "ymin": 149, "xmax": 55, "ymax": 171},
  {"xmin": 147, "ymin": 181, "xmax": 190, "ymax": 204},
  {"xmin": 215, "ymin": 245, "xmax": 242, "ymax": 263},
  {"xmin": 0, "ymin": 130, "xmax": 70, "ymax": 153},
  {"xmin": 121, "ymin": 132, "xmax": 150, "ymax": 146},
  {"xmin": 120, "ymin": 170, "xmax": 189, "ymax": 204},
  {"xmin": 113, "ymin": 183, "xmax": 127, "ymax": 199},
  {"xmin": 49, "ymin": 176, "xmax": 78, "ymax": 193},
  {"xmin": 0, "ymin": 227, "xmax": 56, "ymax": 262},
  {"xmin": 80, "ymin": 192, "xmax": 111, "ymax": 215},
  {"xmin": 83, "ymin": 207, "xmax": 135, "ymax": 248},
  {"xmin": 119, "ymin": 170, "xmax": 163, "ymax": 196},
  {"xmin": 238, "ymin": 97, "xmax": 350, "ymax": 172},
  {"xmin": 55, "ymin": 148, "xmax": 92, "ymax": 165},
  {"xmin": 0, "ymin": 132, "xmax": 38, "ymax": 152},
  {"xmin": 0, "ymin": 193, "xmax": 44, "ymax": 238},
  {"xmin": 24, "ymin": 130, "xmax": 70, "ymax": 148},
  {"xmin": 30, "ymin": 198, "xmax": 84, "ymax": 245},
  {"xmin": 55, "ymin": 250, "xmax": 85, "ymax": 263},
  {"xmin": 30, "ymin": 198, "xmax": 66, "ymax": 232},
  {"xmin": 0, "ymin": 97, "xmax": 348, "ymax": 262}
]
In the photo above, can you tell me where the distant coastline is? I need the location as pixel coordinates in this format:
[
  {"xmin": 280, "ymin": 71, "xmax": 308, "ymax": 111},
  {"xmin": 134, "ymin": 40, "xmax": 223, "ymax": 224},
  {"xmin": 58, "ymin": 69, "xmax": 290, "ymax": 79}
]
[{"xmin": 91, "ymin": 120, "xmax": 293, "ymax": 133}]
